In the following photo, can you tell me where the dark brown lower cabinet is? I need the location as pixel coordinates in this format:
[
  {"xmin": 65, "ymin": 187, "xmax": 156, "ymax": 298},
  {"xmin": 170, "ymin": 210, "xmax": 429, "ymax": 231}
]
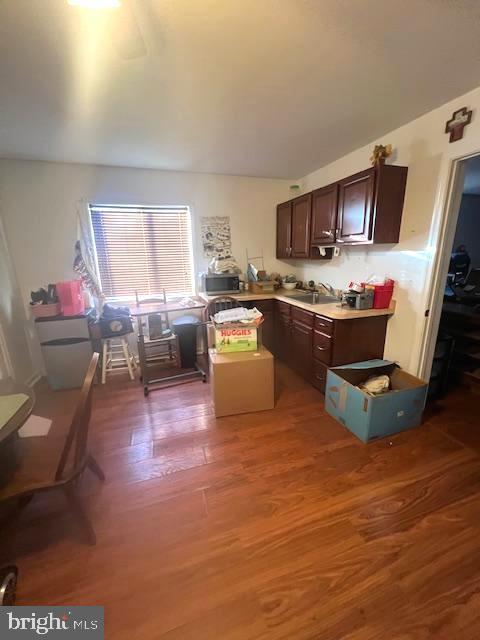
[
  {"xmin": 291, "ymin": 321, "xmax": 313, "ymax": 378},
  {"xmin": 311, "ymin": 360, "xmax": 329, "ymax": 392},
  {"xmin": 328, "ymin": 316, "xmax": 389, "ymax": 366},
  {"xmin": 239, "ymin": 299, "xmax": 275, "ymax": 353},
  {"xmin": 275, "ymin": 311, "xmax": 292, "ymax": 363},
  {"xmin": 264, "ymin": 298, "xmax": 389, "ymax": 394},
  {"xmin": 258, "ymin": 303, "xmax": 274, "ymax": 353},
  {"xmin": 261, "ymin": 312, "xmax": 274, "ymax": 352},
  {"xmin": 313, "ymin": 329, "xmax": 332, "ymax": 365}
]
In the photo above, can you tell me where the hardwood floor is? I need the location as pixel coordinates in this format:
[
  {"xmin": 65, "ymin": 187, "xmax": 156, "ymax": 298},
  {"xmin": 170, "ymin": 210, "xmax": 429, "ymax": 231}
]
[{"xmin": 6, "ymin": 363, "xmax": 480, "ymax": 639}]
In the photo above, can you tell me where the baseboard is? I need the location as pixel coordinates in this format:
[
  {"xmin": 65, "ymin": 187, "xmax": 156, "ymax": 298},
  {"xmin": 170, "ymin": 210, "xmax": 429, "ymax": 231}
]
[{"xmin": 25, "ymin": 371, "xmax": 42, "ymax": 388}]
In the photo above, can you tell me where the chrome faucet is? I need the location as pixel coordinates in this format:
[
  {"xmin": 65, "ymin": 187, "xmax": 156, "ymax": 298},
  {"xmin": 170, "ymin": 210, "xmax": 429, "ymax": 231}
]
[{"xmin": 318, "ymin": 282, "xmax": 336, "ymax": 297}]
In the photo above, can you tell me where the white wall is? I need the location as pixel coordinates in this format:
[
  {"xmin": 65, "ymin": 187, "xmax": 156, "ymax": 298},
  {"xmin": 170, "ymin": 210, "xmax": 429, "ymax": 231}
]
[
  {"xmin": 0, "ymin": 159, "xmax": 292, "ymax": 376},
  {"xmin": 277, "ymin": 85, "xmax": 480, "ymax": 374},
  {"xmin": 4, "ymin": 84, "xmax": 480, "ymax": 380},
  {"xmin": 0, "ymin": 216, "xmax": 34, "ymax": 382}
]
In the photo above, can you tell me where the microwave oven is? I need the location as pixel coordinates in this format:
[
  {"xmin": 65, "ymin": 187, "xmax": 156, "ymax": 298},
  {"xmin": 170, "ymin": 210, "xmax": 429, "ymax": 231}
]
[{"xmin": 203, "ymin": 273, "xmax": 240, "ymax": 294}]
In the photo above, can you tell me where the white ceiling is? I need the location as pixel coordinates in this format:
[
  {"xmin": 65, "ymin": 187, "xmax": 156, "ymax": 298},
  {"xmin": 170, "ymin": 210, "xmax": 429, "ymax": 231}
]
[{"xmin": 1, "ymin": 0, "xmax": 480, "ymax": 178}]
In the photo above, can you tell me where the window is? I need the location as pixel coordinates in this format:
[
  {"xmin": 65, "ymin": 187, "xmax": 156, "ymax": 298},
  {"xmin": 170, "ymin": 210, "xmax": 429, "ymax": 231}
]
[{"xmin": 89, "ymin": 204, "xmax": 195, "ymax": 299}]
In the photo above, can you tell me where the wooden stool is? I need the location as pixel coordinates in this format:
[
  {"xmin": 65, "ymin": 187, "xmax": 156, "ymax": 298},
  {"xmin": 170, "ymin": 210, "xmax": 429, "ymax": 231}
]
[{"xmin": 101, "ymin": 337, "xmax": 136, "ymax": 384}]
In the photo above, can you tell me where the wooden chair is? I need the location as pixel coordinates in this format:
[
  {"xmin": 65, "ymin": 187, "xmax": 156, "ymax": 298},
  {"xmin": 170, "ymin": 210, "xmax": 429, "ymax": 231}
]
[
  {"xmin": 204, "ymin": 296, "xmax": 242, "ymax": 353},
  {"xmin": 101, "ymin": 336, "xmax": 137, "ymax": 383},
  {"xmin": 0, "ymin": 353, "xmax": 104, "ymax": 546},
  {"xmin": 136, "ymin": 291, "xmax": 180, "ymax": 368},
  {"xmin": 205, "ymin": 295, "xmax": 242, "ymax": 321}
]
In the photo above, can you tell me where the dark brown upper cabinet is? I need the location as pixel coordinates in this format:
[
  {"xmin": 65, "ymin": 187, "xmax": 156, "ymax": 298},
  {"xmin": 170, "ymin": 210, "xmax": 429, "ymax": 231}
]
[
  {"xmin": 337, "ymin": 165, "xmax": 408, "ymax": 245},
  {"xmin": 310, "ymin": 183, "xmax": 338, "ymax": 245},
  {"xmin": 291, "ymin": 193, "xmax": 312, "ymax": 258},
  {"xmin": 275, "ymin": 163, "xmax": 407, "ymax": 258},
  {"xmin": 370, "ymin": 164, "xmax": 408, "ymax": 244},
  {"xmin": 276, "ymin": 201, "xmax": 292, "ymax": 258},
  {"xmin": 337, "ymin": 168, "xmax": 374, "ymax": 244}
]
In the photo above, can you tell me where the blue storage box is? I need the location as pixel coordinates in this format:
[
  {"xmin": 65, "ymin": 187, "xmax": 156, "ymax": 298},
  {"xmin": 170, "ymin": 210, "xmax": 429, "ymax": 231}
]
[{"xmin": 325, "ymin": 360, "xmax": 428, "ymax": 443}]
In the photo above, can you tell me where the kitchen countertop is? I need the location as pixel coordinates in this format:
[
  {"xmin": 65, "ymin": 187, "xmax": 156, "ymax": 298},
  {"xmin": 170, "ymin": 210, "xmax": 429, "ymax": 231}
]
[{"xmin": 199, "ymin": 291, "xmax": 395, "ymax": 320}]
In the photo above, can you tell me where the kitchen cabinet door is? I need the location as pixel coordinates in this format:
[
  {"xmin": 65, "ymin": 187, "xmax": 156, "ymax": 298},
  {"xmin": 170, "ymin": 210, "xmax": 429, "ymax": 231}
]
[
  {"xmin": 311, "ymin": 183, "xmax": 338, "ymax": 245},
  {"xmin": 276, "ymin": 201, "xmax": 292, "ymax": 259},
  {"xmin": 311, "ymin": 360, "xmax": 328, "ymax": 393},
  {"xmin": 291, "ymin": 321, "xmax": 313, "ymax": 379},
  {"xmin": 274, "ymin": 312, "xmax": 292, "ymax": 363},
  {"xmin": 291, "ymin": 194, "xmax": 312, "ymax": 258},
  {"xmin": 239, "ymin": 299, "xmax": 275, "ymax": 353},
  {"xmin": 261, "ymin": 311, "xmax": 274, "ymax": 353},
  {"xmin": 337, "ymin": 168, "xmax": 374, "ymax": 244},
  {"xmin": 313, "ymin": 329, "xmax": 332, "ymax": 365}
]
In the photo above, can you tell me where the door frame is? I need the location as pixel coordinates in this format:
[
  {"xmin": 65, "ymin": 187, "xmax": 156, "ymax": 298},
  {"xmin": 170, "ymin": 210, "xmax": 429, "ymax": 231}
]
[
  {"xmin": 0, "ymin": 321, "xmax": 14, "ymax": 379},
  {"xmin": 0, "ymin": 217, "xmax": 15, "ymax": 379},
  {"xmin": 417, "ymin": 149, "xmax": 480, "ymax": 380}
]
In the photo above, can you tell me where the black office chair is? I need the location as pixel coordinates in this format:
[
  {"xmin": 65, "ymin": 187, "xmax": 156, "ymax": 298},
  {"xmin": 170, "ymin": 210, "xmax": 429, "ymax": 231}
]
[{"xmin": 454, "ymin": 268, "xmax": 480, "ymax": 305}]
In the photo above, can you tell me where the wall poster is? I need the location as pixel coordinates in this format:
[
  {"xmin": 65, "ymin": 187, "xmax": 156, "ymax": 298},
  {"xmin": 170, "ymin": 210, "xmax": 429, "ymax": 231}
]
[{"xmin": 201, "ymin": 216, "xmax": 232, "ymax": 258}]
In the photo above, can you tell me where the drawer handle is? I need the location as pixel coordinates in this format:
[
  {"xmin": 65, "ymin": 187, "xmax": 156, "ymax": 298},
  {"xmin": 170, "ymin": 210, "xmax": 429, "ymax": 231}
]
[{"xmin": 316, "ymin": 345, "xmax": 329, "ymax": 351}]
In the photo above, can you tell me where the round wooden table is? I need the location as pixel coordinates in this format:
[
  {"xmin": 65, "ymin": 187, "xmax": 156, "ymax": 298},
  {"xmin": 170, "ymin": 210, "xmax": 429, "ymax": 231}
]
[
  {"xmin": 0, "ymin": 379, "xmax": 35, "ymax": 445},
  {"xmin": 0, "ymin": 379, "xmax": 35, "ymax": 489},
  {"xmin": 0, "ymin": 380, "xmax": 35, "ymax": 605},
  {"xmin": 0, "ymin": 380, "xmax": 35, "ymax": 489}
]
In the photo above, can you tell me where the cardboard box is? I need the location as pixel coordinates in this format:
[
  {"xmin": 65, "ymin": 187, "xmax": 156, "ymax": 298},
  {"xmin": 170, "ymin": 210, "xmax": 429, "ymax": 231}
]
[
  {"xmin": 207, "ymin": 322, "xmax": 264, "ymax": 351},
  {"xmin": 325, "ymin": 359, "xmax": 428, "ymax": 443},
  {"xmin": 209, "ymin": 347, "xmax": 274, "ymax": 417},
  {"xmin": 214, "ymin": 324, "xmax": 258, "ymax": 353}
]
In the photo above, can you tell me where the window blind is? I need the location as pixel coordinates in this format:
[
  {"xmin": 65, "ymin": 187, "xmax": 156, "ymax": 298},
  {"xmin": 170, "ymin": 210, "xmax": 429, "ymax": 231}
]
[{"xmin": 89, "ymin": 204, "xmax": 195, "ymax": 299}]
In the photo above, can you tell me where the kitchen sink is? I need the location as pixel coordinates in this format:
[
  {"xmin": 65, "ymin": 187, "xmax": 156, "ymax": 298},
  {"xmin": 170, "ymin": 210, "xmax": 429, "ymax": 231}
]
[{"xmin": 283, "ymin": 292, "xmax": 338, "ymax": 305}]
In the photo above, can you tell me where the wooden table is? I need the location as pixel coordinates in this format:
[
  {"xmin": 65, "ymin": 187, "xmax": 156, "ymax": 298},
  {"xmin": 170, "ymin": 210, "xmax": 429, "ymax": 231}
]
[
  {"xmin": 0, "ymin": 379, "xmax": 35, "ymax": 446},
  {"xmin": 0, "ymin": 379, "xmax": 35, "ymax": 489},
  {"xmin": 0, "ymin": 380, "xmax": 34, "ymax": 605}
]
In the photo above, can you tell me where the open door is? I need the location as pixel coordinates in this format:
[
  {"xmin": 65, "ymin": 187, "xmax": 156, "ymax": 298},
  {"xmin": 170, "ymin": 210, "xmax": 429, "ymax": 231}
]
[{"xmin": 420, "ymin": 154, "xmax": 480, "ymax": 398}]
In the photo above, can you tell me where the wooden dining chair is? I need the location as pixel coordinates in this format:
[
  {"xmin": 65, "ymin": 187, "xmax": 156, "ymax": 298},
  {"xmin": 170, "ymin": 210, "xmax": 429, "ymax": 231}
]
[
  {"xmin": 205, "ymin": 295, "xmax": 241, "ymax": 320},
  {"xmin": 136, "ymin": 290, "xmax": 180, "ymax": 367},
  {"xmin": 0, "ymin": 352, "xmax": 104, "ymax": 546}
]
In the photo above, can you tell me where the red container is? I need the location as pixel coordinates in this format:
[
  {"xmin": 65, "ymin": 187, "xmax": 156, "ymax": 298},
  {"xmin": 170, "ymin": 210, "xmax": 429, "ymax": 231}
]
[
  {"xmin": 56, "ymin": 280, "xmax": 85, "ymax": 316},
  {"xmin": 372, "ymin": 279, "xmax": 394, "ymax": 309}
]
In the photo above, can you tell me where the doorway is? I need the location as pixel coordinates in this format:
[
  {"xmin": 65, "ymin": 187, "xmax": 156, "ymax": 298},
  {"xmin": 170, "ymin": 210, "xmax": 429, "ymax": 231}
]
[{"xmin": 424, "ymin": 154, "xmax": 480, "ymax": 400}]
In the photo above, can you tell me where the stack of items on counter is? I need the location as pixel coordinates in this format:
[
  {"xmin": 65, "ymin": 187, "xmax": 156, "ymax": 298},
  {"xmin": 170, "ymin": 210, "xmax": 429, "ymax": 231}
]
[
  {"xmin": 246, "ymin": 263, "xmax": 276, "ymax": 294},
  {"xmin": 343, "ymin": 277, "xmax": 395, "ymax": 310},
  {"xmin": 208, "ymin": 306, "xmax": 274, "ymax": 418}
]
